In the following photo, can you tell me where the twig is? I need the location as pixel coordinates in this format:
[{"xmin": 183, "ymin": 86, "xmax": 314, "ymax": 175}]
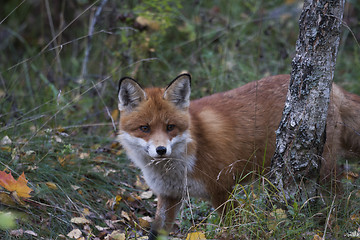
[
  {"xmin": 80, "ymin": 0, "xmax": 108, "ymax": 83},
  {"xmin": 92, "ymin": 80, "xmax": 117, "ymax": 132},
  {"xmin": 45, "ymin": 0, "xmax": 63, "ymax": 76},
  {"xmin": 0, "ymin": 0, "xmax": 26, "ymax": 25},
  {"xmin": 323, "ymin": 195, "xmax": 336, "ymax": 240}
]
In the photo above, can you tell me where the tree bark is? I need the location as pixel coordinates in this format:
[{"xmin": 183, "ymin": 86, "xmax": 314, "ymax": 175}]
[{"xmin": 269, "ymin": 0, "xmax": 345, "ymax": 205}]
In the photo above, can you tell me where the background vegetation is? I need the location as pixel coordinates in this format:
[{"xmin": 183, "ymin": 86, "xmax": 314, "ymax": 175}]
[{"xmin": 0, "ymin": 0, "xmax": 359, "ymax": 239}]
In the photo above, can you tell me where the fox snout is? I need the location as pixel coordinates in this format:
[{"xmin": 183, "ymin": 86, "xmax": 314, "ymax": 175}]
[
  {"xmin": 148, "ymin": 142, "xmax": 172, "ymax": 158},
  {"xmin": 156, "ymin": 146, "xmax": 167, "ymax": 156}
]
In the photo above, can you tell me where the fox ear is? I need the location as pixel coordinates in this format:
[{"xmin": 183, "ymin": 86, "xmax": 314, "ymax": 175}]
[
  {"xmin": 164, "ymin": 74, "xmax": 191, "ymax": 110},
  {"xmin": 118, "ymin": 77, "xmax": 147, "ymax": 112}
]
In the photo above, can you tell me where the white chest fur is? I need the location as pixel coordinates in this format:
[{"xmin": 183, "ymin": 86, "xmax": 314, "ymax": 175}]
[{"xmin": 141, "ymin": 156, "xmax": 208, "ymax": 199}]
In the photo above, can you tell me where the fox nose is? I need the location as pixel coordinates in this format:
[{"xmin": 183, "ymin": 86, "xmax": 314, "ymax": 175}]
[{"xmin": 156, "ymin": 146, "xmax": 167, "ymax": 156}]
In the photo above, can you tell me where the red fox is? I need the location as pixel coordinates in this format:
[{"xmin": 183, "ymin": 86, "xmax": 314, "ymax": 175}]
[{"xmin": 117, "ymin": 74, "xmax": 360, "ymax": 239}]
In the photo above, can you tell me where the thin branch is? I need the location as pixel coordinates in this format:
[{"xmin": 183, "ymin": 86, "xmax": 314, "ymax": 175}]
[{"xmin": 80, "ymin": 0, "xmax": 108, "ymax": 83}]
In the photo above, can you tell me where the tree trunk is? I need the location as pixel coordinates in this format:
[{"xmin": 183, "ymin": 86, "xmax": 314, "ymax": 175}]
[{"xmin": 269, "ymin": 0, "xmax": 345, "ymax": 205}]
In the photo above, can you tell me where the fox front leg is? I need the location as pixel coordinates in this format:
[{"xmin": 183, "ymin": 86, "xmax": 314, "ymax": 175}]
[{"xmin": 149, "ymin": 195, "xmax": 182, "ymax": 240}]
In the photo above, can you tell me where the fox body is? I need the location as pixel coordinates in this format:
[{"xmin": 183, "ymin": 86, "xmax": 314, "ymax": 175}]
[{"xmin": 117, "ymin": 74, "xmax": 360, "ymax": 238}]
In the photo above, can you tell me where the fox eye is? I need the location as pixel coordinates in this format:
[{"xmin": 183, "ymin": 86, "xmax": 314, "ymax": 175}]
[
  {"xmin": 166, "ymin": 124, "xmax": 175, "ymax": 132},
  {"xmin": 139, "ymin": 125, "xmax": 150, "ymax": 133}
]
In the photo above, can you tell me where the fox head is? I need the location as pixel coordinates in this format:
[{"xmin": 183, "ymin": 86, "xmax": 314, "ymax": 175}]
[{"xmin": 117, "ymin": 74, "xmax": 192, "ymax": 168}]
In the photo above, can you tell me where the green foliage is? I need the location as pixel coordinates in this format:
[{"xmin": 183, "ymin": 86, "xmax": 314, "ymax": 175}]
[{"xmin": 0, "ymin": 212, "xmax": 16, "ymax": 230}]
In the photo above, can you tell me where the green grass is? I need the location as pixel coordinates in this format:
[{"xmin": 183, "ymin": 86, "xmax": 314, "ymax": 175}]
[{"xmin": 0, "ymin": 0, "xmax": 359, "ymax": 239}]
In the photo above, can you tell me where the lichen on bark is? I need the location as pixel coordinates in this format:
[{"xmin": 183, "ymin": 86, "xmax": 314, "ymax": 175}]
[{"xmin": 269, "ymin": 0, "xmax": 345, "ymax": 205}]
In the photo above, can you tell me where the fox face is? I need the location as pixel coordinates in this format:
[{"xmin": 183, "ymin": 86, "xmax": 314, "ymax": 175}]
[{"xmin": 117, "ymin": 74, "xmax": 193, "ymax": 170}]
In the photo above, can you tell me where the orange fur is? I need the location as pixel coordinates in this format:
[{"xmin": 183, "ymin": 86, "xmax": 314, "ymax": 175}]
[{"xmin": 117, "ymin": 74, "xmax": 360, "ymax": 238}]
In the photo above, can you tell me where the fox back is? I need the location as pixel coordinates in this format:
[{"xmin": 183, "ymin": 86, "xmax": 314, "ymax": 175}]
[{"xmin": 117, "ymin": 74, "xmax": 360, "ymax": 239}]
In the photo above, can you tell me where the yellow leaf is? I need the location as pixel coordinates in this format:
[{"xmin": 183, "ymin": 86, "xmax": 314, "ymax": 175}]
[
  {"xmin": 186, "ymin": 231, "xmax": 207, "ymax": 240},
  {"xmin": 343, "ymin": 171, "xmax": 359, "ymax": 181},
  {"xmin": 58, "ymin": 156, "xmax": 66, "ymax": 166},
  {"xmin": 0, "ymin": 192, "xmax": 16, "ymax": 206},
  {"xmin": 127, "ymin": 193, "xmax": 141, "ymax": 202},
  {"xmin": 82, "ymin": 208, "xmax": 91, "ymax": 216},
  {"xmin": 313, "ymin": 234, "xmax": 322, "ymax": 240},
  {"xmin": 0, "ymin": 146, "xmax": 12, "ymax": 152},
  {"xmin": 46, "ymin": 182, "xmax": 58, "ymax": 190},
  {"xmin": 138, "ymin": 216, "xmax": 152, "ymax": 228},
  {"xmin": 136, "ymin": 16, "xmax": 160, "ymax": 31},
  {"xmin": 116, "ymin": 195, "xmax": 122, "ymax": 203},
  {"xmin": 0, "ymin": 171, "xmax": 32, "ymax": 198},
  {"xmin": 351, "ymin": 213, "xmax": 360, "ymax": 224},
  {"xmin": 56, "ymin": 127, "xmax": 65, "ymax": 133}
]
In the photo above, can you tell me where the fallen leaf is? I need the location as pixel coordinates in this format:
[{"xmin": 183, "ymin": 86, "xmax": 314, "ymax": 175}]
[
  {"xmin": 10, "ymin": 191, "xmax": 27, "ymax": 206},
  {"xmin": 95, "ymin": 225, "xmax": 109, "ymax": 231},
  {"xmin": 140, "ymin": 190, "xmax": 153, "ymax": 199},
  {"xmin": 24, "ymin": 230, "xmax": 37, "ymax": 236},
  {"xmin": 121, "ymin": 211, "xmax": 131, "ymax": 222},
  {"xmin": 186, "ymin": 231, "xmax": 207, "ymax": 240},
  {"xmin": 345, "ymin": 228, "xmax": 360, "ymax": 238},
  {"xmin": 0, "ymin": 171, "xmax": 32, "ymax": 198},
  {"xmin": 82, "ymin": 208, "xmax": 91, "ymax": 216},
  {"xmin": 343, "ymin": 171, "xmax": 359, "ymax": 181},
  {"xmin": 127, "ymin": 193, "xmax": 141, "ymax": 202},
  {"xmin": 91, "ymin": 144, "xmax": 101, "ymax": 150},
  {"xmin": 67, "ymin": 228, "xmax": 82, "ymax": 239},
  {"xmin": 135, "ymin": 176, "xmax": 149, "ymax": 190},
  {"xmin": 71, "ymin": 185, "xmax": 81, "ymax": 191},
  {"xmin": 10, "ymin": 229, "xmax": 24, "ymax": 237},
  {"xmin": 24, "ymin": 150, "xmax": 36, "ymax": 161},
  {"xmin": 0, "ymin": 192, "xmax": 16, "ymax": 206},
  {"xmin": 52, "ymin": 135, "xmax": 63, "ymax": 143},
  {"xmin": 29, "ymin": 125, "xmax": 36, "ymax": 133},
  {"xmin": 46, "ymin": 182, "xmax": 58, "ymax": 190},
  {"xmin": 1, "ymin": 136, "xmax": 12, "ymax": 145},
  {"xmin": 79, "ymin": 152, "xmax": 90, "ymax": 159},
  {"xmin": 25, "ymin": 150, "xmax": 35, "ymax": 156},
  {"xmin": 313, "ymin": 234, "xmax": 322, "ymax": 240},
  {"xmin": 58, "ymin": 156, "xmax": 66, "ymax": 166},
  {"xmin": 0, "ymin": 146, "xmax": 12, "ymax": 152},
  {"xmin": 351, "ymin": 213, "xmax": 360, "ymax": 224},
  {"xmin": 105, "ymin": 219, "xmax": 125, "ymax": 229},
  {"xmin": 70, "ymin": 217, "xmax": 91, "ymax": 224},
  {"xmin": 138, "ymin": 216, "xmax": 152, "ymax": 228},
  {"xmin": 107, "ymin": 230, "xmax": 125, "ymax": 240}
]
